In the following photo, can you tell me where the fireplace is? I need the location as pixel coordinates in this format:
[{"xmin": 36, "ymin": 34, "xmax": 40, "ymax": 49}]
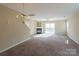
[{"xmin": 36, "ymin": 28, "xmax": 42, "ymax": 34}]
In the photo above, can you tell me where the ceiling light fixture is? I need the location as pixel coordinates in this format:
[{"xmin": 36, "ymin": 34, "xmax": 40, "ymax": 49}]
[
  {"xmin": 16, "ymin": 15, "xmax": 19, "ymax": 19},
  {"xmin": 21, "ymin": 3, "xmax": 26, "ymax": 24},
  {"xmin": 21, "ymin": 3, "xmax": 26, "ymax": 17}
]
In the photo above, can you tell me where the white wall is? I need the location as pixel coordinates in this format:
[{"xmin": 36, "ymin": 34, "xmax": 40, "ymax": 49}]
[
  {"xmin": 67, "ymin": 12, "xmax": 79, "ymax": 44},
  {"xmin": 55, "ymin": 21, "xmax": 66, "ymax": 35},
  {"xmin": 0, "ymin": 5, "xmax": 30, "ymax": 52}
]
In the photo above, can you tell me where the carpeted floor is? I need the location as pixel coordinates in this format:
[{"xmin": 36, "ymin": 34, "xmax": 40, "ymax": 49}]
[{"xmin": 0, "ymin": 33, "xmax": 79, "ymax": 56}]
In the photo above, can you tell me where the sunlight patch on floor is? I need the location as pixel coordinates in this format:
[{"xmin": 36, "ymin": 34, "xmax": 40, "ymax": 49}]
[{"xmin": 65, "ymin": 39, "xmax": 69, "ymax": 45}]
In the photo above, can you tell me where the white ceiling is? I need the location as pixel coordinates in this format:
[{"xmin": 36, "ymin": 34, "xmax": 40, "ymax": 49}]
[{"xmin": 1, "ymin": 3, "xmax": 79, "ymax": 21}]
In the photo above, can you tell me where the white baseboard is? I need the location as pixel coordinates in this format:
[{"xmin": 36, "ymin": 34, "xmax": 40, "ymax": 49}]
[
  {"xmin": 70, "ymin": 38, "xmax": 79, "ymax": 45},
  {"xmin": 67, "ymin": 34, "xmax": 79, "ymax": 45},
  {"xmin": 0, "ymin": 37, "xmax": 31, "ymax": 53},
  {"xmin": 73, "ymin": 39, "xmax": 79, "ymax": 45}
]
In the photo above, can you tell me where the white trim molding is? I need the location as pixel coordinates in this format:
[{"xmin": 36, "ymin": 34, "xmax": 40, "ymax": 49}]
[{"xmin": 0, "ymin": 37, "xmax": 31, "ymax": 53}]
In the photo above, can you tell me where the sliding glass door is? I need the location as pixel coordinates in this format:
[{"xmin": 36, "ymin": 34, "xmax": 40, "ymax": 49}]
[{"xmin": 45, "ymin": 23, "xmax": 55, "ymax": 34}]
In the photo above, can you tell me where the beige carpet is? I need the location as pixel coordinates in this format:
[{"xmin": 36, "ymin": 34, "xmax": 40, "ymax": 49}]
[{"xmin": 0, "ymin": 33, "xmax": 79, "ymax": 56}]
